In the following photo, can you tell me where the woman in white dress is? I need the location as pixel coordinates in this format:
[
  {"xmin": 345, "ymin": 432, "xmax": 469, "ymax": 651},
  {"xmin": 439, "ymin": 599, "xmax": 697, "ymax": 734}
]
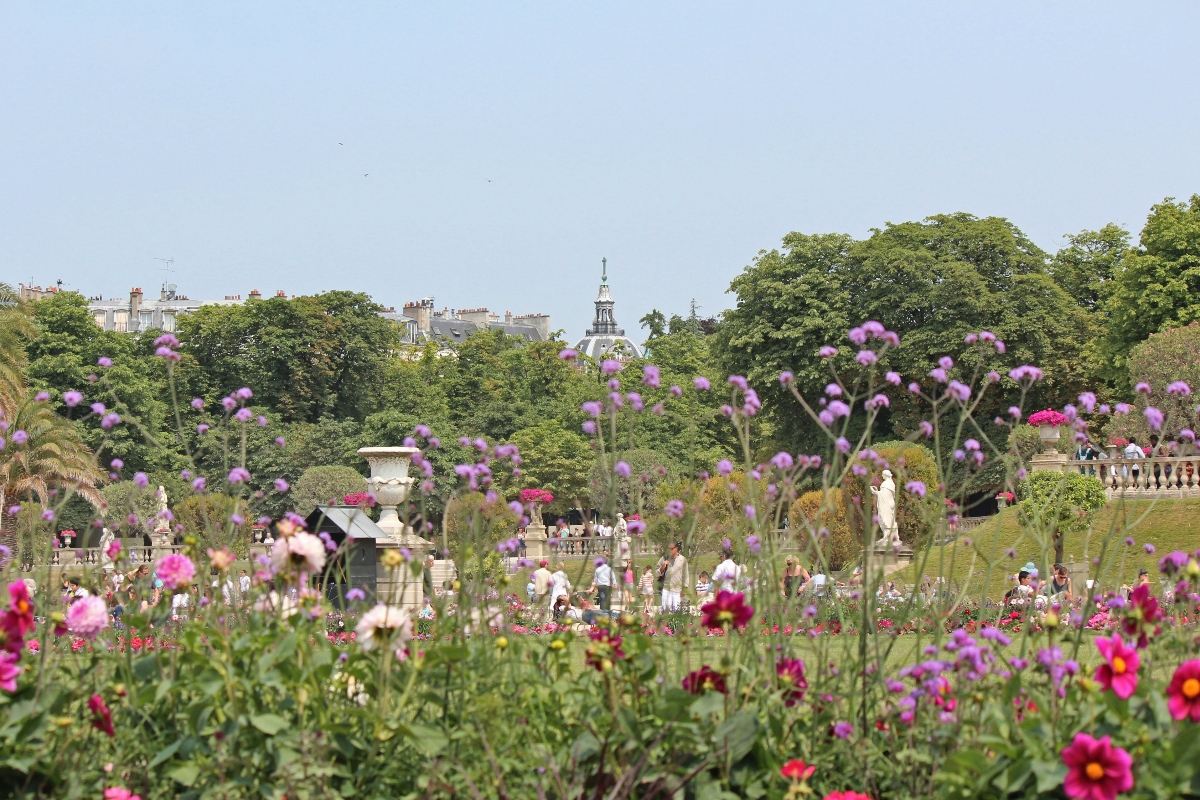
[{"xmin": 549, "ymin": 562, "xmax": 572, "ymax": 611}]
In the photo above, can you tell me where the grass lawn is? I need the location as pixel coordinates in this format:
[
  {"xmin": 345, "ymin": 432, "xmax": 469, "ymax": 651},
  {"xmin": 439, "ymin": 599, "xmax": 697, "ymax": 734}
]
[{"xmin": 892, "ymin": 497, "xmax": 1200, "ymax": 599}]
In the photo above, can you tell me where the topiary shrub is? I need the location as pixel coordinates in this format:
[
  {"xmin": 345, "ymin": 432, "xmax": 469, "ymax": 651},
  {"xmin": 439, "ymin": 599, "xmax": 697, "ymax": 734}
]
[
  {"xmin": 174, "ymin": 494, "xmax": 251, "ymax": 559},
  {"xmin": 790, "ymin": 488, "xmax": 855, "ymax": 570},
  {"xmin": 292, "ymin": 465, "xmax": 368, "ymax": 516},
  {"xmin": 1017, "ymin": 470, "xmax": 1108, "ymax": 565}
]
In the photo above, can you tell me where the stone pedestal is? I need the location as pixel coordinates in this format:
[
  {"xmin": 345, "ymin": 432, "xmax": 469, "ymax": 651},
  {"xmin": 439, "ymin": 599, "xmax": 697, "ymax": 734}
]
[
  {"xmin": 1030, "ymin": 451, "xmax": 1070, "ymax": 473},
  {"xmin": 864, "ymin": 546, "xmax": 914, "ymax": 579},
  {"xmin": 357, "ymin": 446, "xmax": 426, "ymax": 549},
  {"xmin": 524, "ymin": 526, "xmax": 549, "ymax": 561}
]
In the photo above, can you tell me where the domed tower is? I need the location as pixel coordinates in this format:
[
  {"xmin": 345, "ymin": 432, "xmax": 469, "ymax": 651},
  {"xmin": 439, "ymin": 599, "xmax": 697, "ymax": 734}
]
[{"xmin": 575, "ymin": 258, "xmax": 643, "ymax": 360}]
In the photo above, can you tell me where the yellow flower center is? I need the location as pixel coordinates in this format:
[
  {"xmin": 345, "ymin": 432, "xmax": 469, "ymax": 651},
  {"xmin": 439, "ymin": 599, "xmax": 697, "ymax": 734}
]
[
  {"xmin": 718, "ymin": 611, "xmax": 733, "ymax": 624},
  {"xmin": 1184, "ymin": 678, "xmax": 1200, "ymax": 699},
  {"xmin": 17, "ymin": 600, "xmax": 28, "ymax": 614},
  {"xmin": 1112, "ymin": 656, "xmax": 1126, "ymax": 674},
  {"xmin": 1086, "ymin": 763, "xmax": 1105, "ymax": 781}
]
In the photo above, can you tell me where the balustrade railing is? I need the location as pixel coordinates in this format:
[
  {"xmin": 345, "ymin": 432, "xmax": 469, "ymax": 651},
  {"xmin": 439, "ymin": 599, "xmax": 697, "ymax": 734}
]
[
  {"xmin": 19, "ymin": 543, "xmax": 186, "ymax": 571},
  {"xmin": 544, "ymin": 536, "xmax": 656, "ymax": 558},
  {"xmin": 1068, "ymin": 455, "xmax": 1200, "ymax": 496}
]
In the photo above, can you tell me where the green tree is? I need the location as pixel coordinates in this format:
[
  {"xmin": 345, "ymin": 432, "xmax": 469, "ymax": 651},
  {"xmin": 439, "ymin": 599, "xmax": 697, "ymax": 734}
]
[
  {"xmin": 291, "ymin": 465, "xmax": 368, "ymax": 516},
  {"xmin": 712, "ymin": 232, "xmax": 853, "ymax": 452},
  {"xmin": 508, "ymin": 421, "xmax": 594, "ymax": 516},
  {"xmin": 1103, "ymin": 322, "xmax": 1200, "ymax": 444},
  {"xmin": 1017, "ymin": 471, "xmax": 1107, "ymax": 565},
  {"xmin": 0, "ymin": 282, "xmax": 34, "ymax": 420},
  {"xmin": 1099, "ymin": 195, "xmax": 1200, "ymax": 386},
  {"xmin": 589, "ymin": 448, "xmax": 679, "ymax": 518},
  {"xmin": 1049, "ymin": 224, "xmax": 1130, "ymax": 312},
  {"xmin": 639, "ymin": 310, "xmax": 667, "ymax": 340},
  {"xmin": 0, "ymin": 397, "xmax": 104, "ymax": 553}
]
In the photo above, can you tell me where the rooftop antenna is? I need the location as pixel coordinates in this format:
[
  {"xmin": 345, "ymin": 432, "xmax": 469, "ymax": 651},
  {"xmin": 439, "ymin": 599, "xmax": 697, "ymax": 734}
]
[{"xmin": 154, "ymin": 257, "xmax": 175, "ymax": 273}]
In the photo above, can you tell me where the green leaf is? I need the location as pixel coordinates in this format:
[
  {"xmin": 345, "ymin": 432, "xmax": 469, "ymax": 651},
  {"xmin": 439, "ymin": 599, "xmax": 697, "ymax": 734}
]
[
  {"xmin": 690, "ymin": 692, "xmax": 725, "ymax": 718},
  {"xmin": 714, "ymin": 710, "xmax": 758, "ymax": 763},
  {"xmin": 249, "ymin": 713, "xmax": 289, "ymax": 736},
  {"xmin": 403, "ymin": 723, "xmax": 448, "ymax": 757},
  {"xmin": 149, "ymin": 737, "xmax": 184, "ymax": 769},
  {"xmin": 169, "ymin": 764, "xmax": 200, "ymax": 787},
  {"xmin": 570, "ymin": 731, "xmax": 602, "ymax": 763},
  {"xmin": 1032, "ymin": 760, "xmax": 1067, "ymax": 793}
]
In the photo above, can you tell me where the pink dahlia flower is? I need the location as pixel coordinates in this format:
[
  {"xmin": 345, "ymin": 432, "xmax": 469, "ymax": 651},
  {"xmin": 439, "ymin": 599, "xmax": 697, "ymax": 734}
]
[
  {"xmin": 1061, "ymin": 732, "xmax": 1133, "ymax": 800},
  {"xmin": 67, "ymin": 595, "xmax": 109, "ymax": 638},
  {"xmin": 271, "ymin": 531, "xmax": 327, "ymax": 575},
  {"xmin": 1094, "ymin": 634, "xmax": 1139, "ymax": 699},
  {"xmin": 156, "ymin": 553, "xmax": 196, "ymax": 590}
]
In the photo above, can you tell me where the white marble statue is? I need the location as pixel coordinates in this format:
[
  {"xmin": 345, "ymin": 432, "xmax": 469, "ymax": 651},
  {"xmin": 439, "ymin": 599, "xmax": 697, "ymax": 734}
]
[
  {"xmin": 153, "ymin": 485, "xmax": 171, "ymax": 534},
  {"xmin": 99, "ymin": 526, "xmax": 116, "ymax": 571},
  {"xmin": 613, "ymin": 513, "xmax": 630, "ymax": 567},
  {"xmin": 870, "ymin": 469, "xmax": 901, "ymax": 548}
]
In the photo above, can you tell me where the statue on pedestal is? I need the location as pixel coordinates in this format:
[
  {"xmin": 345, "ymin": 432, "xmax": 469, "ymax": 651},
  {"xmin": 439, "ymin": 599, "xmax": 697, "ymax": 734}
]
[
  {"xmin": 871, "ymin": 470, "xmax": 901, "ymax": 548},
  {"xmin": 613, "ymin": 512, "xmax": 630, "ymax": 567},
  {"xmin": 99, "ymin": 527, "xmax": 116, "ymax": 571},
  {"xmin": 153, "ymin": 486, "xmax": 171, "ymax": 534}
]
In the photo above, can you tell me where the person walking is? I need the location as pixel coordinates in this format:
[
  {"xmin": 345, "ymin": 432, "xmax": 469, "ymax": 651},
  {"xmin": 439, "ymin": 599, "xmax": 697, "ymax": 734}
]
[
  {"xmin": 590, "ymin": 556, "xmax": 615, "ymax": 612},
  {"xmin": 639, "ymin": 565, "xmax": 656, "ymax": 613},
  {"xmin": 661, "ymin": 541, "xmax": 690, "ymax": 613},
  {"xmin": 712, "ymin": 548, "xmax": 740, "ymax": 592},
  {"xmin": 532, "ymin": 560, "xmax": 553, "ymax": 619}
]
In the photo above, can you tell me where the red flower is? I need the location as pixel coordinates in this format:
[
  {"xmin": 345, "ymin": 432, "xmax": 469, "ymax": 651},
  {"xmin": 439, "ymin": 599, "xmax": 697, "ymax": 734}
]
[
  {"xmin": 584, "ymin": 628, "xmax": 624, "ymax": 672},
  {"xmin": 780, "ymin": 759, "xmax": 815, "ymax": 781},
  {"xmin": 1061, "ymin": 732, "xmax": 1133, "ymax": 800},
  {"xmin": 1094, "ymin": 634, "xmax": 1140, "ymax": 700},
  {"xmin": 1122, "ymin": 584, "xmax": 1162, "ymax": 648},
  {"xmin": 0, "ymin": 612, "xmax": 23, "ymax": 655},
  {"xmin": 700, "ymin": 590, "xmax": 754, "ymax": 630},
  {"xmin": 1166, "ymin": 659, "xmax": 1200, "ymax": 721},
  {"xmin": 823, "ymin": 793, "xmax": 871, "ymax": 800},
  {"xmin": 88, "ymin": 694, "xmax": 115, "ymax": 738},
  {"xmin": 6, "ymin": 581, "xmax": 33, "ymax": 636},
  {"xmin": 682, "ymin": 665, "xmax": 727, "ymax": 695},
  {"xmin": 776, "ymin": 658, "xmax": 807, "ymax": 706}
]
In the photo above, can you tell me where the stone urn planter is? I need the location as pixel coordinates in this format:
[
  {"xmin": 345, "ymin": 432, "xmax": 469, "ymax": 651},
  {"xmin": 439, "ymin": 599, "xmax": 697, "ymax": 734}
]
[
  {"xmin": 357, "ymin": 446, "xmax": 421, "ymax": 545},
  {"xmin": 1038, "ymin": 425, "xmax": 1061, "ymax": 454}
]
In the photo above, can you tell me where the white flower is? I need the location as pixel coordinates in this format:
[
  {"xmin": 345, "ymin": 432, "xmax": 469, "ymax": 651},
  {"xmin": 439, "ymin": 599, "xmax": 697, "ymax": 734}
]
[
  {"xmin": 271, "ymin": 531, "xmax": 327, "ymax": 575},
  {"xmin": 355, "ymin": 604, "xmax": 412, "ymax": 651},
  {"xmin": 465, "ymin": 605, "xmax": 504, "ymax": 636}
]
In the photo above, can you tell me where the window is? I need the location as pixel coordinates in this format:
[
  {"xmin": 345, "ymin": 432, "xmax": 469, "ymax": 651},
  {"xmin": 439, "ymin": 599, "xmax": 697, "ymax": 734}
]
[
  {"xmin": 93, "ymin": 313, "xmax": 106, "ymax": 329},
  {"xmin": 162, "ymin": 312, "xmax": 176, "ymax": 332},
  {"xmin": 139, "ymin": 312, "xmax": 153, "ymax": 330},
  {"xmin": 113, "ymin": 311, "xmax": 128, "ymax": 332}
]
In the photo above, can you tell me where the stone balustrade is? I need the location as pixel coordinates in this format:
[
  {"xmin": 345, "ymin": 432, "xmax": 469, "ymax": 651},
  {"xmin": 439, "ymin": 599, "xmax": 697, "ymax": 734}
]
[
  {"xmin": 1067, "ymin": 454, "xmax": 1200, "ymax": 498},
  {"xmin": 20, "ymin": 543, "xmax": 187, "ymax": 571},
  {"xmin": 544, "ymin": 535, "xmax": 656, "ymax": 558}
]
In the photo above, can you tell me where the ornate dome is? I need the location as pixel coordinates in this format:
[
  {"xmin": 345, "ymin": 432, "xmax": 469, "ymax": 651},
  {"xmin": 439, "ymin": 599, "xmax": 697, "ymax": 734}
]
[{"xmin": 574, "ymin": 258, "xmax": 643, "ymax": 360}]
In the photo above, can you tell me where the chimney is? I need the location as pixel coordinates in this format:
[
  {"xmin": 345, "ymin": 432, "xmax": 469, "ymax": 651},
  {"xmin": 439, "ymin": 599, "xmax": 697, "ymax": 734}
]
[
  {"xmin": 401, "ymin": 298, "xmax": 434, "ymax": 332},
  {"xmin": 504, "ymin": 311, "xmax": 513, "ymax": 324},
  {"xmin": 130, "ymin": 287, "xmax": 143, "ymax": 321},
  {"xmin": 275, "ymin": 290, "xmax": 287, "ymax": 298},
  {"xmin": 248, "ymin": 289, "xmax": 262, "ymax": 300}
]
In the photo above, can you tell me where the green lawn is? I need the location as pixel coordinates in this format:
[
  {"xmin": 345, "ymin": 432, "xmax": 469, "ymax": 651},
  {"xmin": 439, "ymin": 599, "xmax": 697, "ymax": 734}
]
[{"xmin": 893, "ymin": 497, "xmax": 1200, "ymax": 599}]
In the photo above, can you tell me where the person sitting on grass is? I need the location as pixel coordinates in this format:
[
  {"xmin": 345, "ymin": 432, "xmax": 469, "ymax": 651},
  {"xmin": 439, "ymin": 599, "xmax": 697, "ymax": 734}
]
[{"xmin": 695, "ymin": 571, "xmax": 713, "ymax": 603}]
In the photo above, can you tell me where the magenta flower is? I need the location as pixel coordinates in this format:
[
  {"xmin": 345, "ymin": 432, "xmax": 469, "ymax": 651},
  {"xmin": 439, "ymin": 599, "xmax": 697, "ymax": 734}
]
[
  {"xmin": 1094, "ymin": 634, "xmax": 1139, "ymax": 699},
  {"xmin": 1009, "ymin": 365, "xmax": 1044, "ymax": 383},
  {"xmin": 97, "ymin": 357, "xmax": 112, "ymax": 368},
  {"xmin": 700, "ymin": 590, "xmax": 754, "ymax": 629},
  {"xmin": 1061, "ymin": 732, "xmax": 1133, "ymax": 800},
  {"xmin": 716, "ymin": 459, "xmax": 733, "ymax": 475},
  {"xmin": 776, "ymin": 658, "xmax": 808, "ymax": 706},
  {"xmin": 818, "ymin": 346, "xmax": 837, "ymax": 358},
  {"xmin": 665, "ymin": 499, "xmax": 685, "ymax": 518},
  {"xmin": 682, "ymin": 665, "xmax": 727, "ymax": 695},
  {"xmin": 613, "ymin": 461, "xmax": 631, "ymax": 478},
  {"xmin": 558, "ymin": 348, "xmax": 578, "ymax": 359},
  {"xmin": 693, "ymin": 376, "xmax": 711, "ymax": 390},
  {"xmin": 946, "ymin": 381, "xmax": 971, "ymax": 402},
  {"xmin": 1144, "ymin": 406, "xmax": 1164, "ymax": 431},
  {"xmin": 905, "ymin": 481, "xmax": 926, "ymax": 499},
  {"xmin": 855, "ymin": 350, "xmax": 877, "ymax": 365},
  {"xmin": 100, "ymin": 413, "xmax": 120, "ymax": 429},
  {"xmin": 885, "ymin": 371, "xmax": 901, "ymax": 386},
  {"xmin": 1167, "ymin": 660, "xmax": 1200, "ymax": 721},
  {"xmin": 865, "ymin": 393, "xmax": 890, "ymax": 410},
  {"xmin": 1135, "ymin": 382, "xmax": 1151, "ymax": 394},
  {"xmin": 192, "ymin": 477, "xmax": 207, "ymax": 492},
  {"xmin": 156, "ymin": 553, "xmax": 196, "ymax": 590},
  {"xmin": 779, "ymin": 371, "xmax": 794, "ymax": 385},
  {"xmin": 190, "ymin": 397, "xmax": 204, "ymax": 409},
  {"xmin": 66, "ymin": 596, "xmax": 109, "ymax": 638},
  {"xmin": 228, "ymin": 467, "xmax": 250, "ymax": 484},
  {"xmin": 642, "ymin": 364, "xmax": 660, "ymax": 388},
  {"xmin": 0, "ymin": 651, "xmax": 20, "ymax": 692},
  {"xmin": 133, "ymin": 472, "xmax": 149, "ymax": 488},
  {"xmin": 274, "ymin": 478, "xmax": 289, "ymax": 492},
  {"xmin": 601, "ymin": 359, "xmax": 621, "ymax": 374},
  {"xmin": 62, "ymin": 391, "xmax": 83, "ymax": 407}
]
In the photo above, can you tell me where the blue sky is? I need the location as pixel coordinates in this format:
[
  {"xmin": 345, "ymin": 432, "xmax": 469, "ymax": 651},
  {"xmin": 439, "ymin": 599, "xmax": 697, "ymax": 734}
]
[{"xmin": 2, "ymin": 3, "xmax": 1197, "ymax": 343}]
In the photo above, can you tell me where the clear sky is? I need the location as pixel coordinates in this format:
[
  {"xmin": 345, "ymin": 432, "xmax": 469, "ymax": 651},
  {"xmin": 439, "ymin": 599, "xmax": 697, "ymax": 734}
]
[{"xmin": 2, "ymin": 3, "xmax": 1198, "ymax": 344}]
